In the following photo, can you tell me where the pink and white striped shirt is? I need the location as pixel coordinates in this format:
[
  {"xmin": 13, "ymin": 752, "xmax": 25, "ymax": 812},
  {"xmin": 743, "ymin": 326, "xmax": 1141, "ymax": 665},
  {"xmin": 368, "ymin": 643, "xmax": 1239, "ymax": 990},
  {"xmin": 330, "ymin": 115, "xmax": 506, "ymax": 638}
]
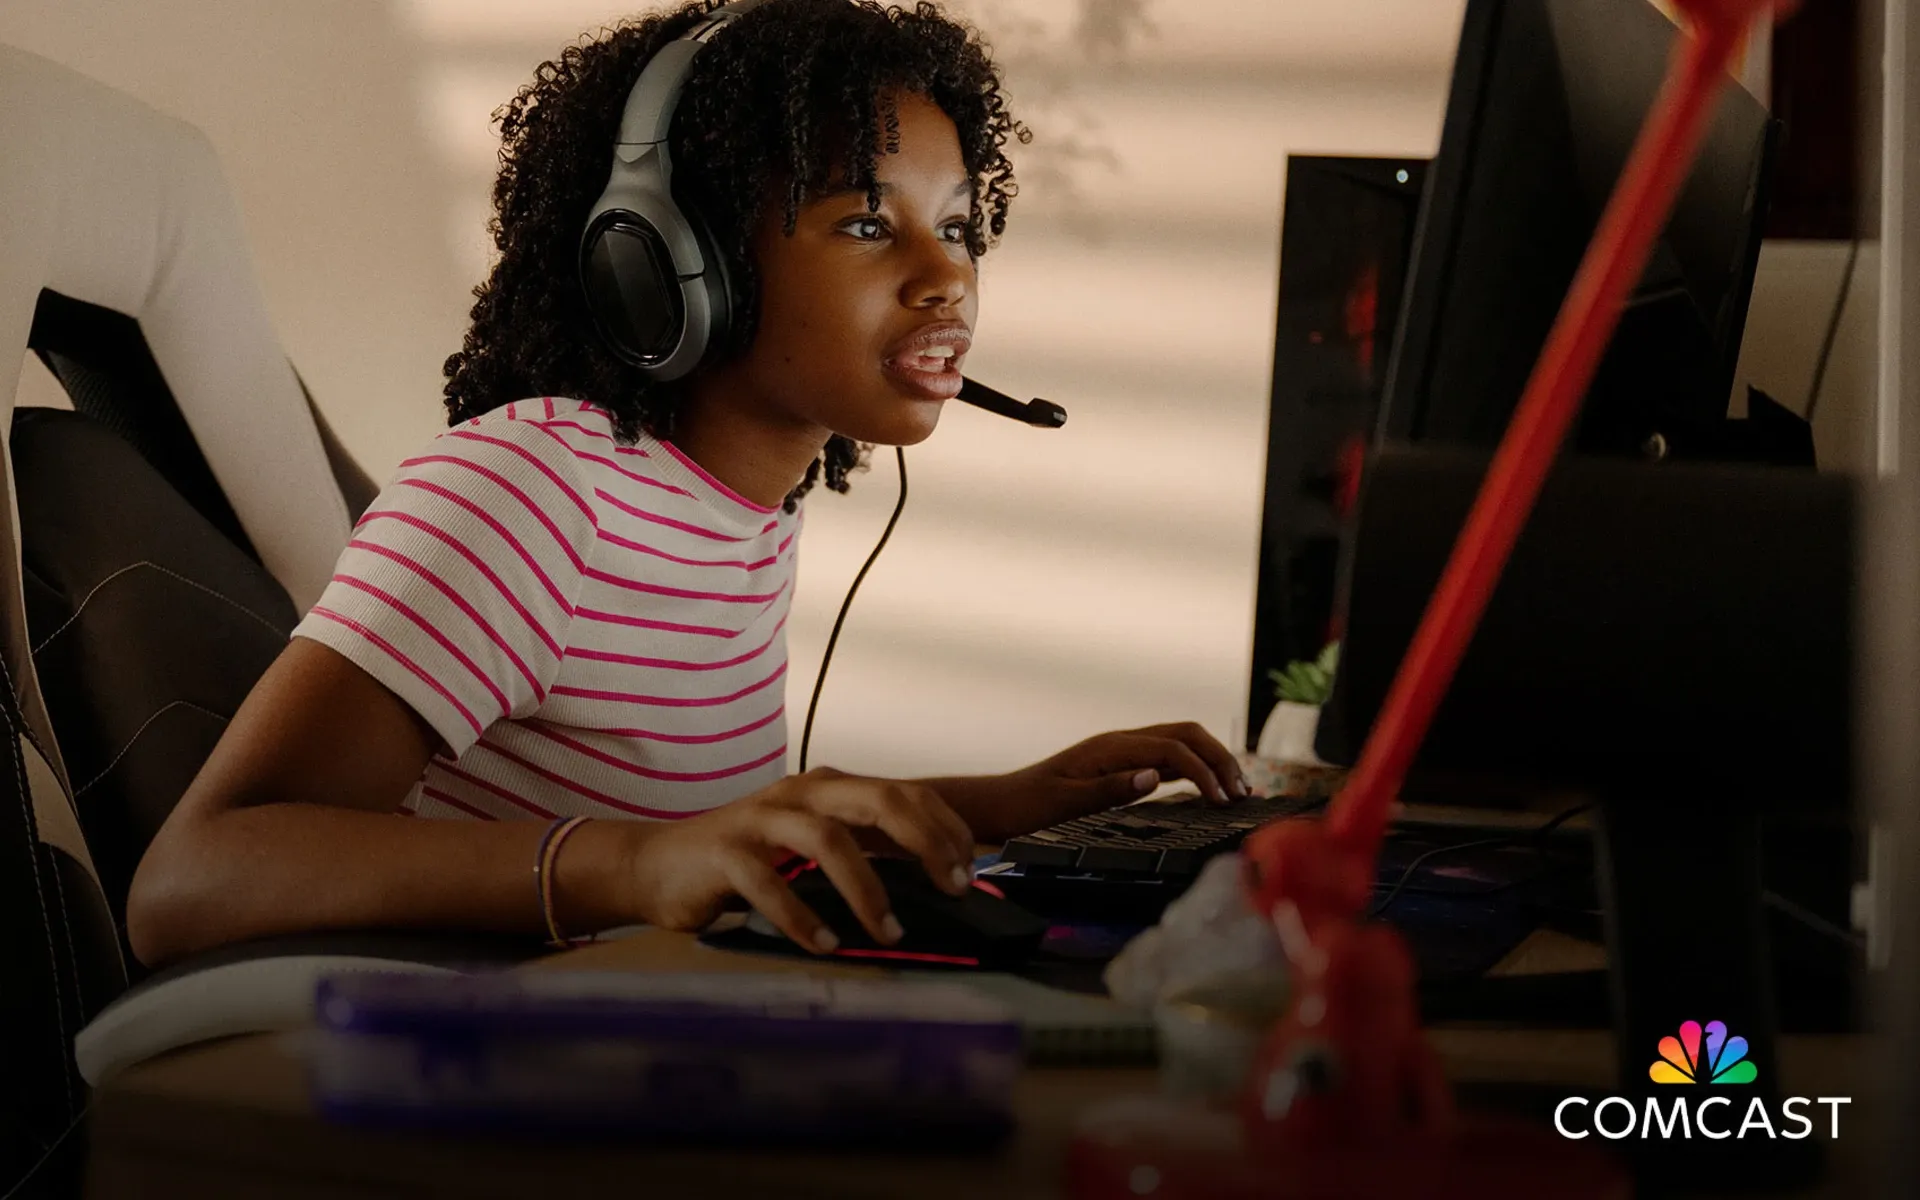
[{"xmin": 291, "ymin": 397, "xmax": 800, "ymax": 821}]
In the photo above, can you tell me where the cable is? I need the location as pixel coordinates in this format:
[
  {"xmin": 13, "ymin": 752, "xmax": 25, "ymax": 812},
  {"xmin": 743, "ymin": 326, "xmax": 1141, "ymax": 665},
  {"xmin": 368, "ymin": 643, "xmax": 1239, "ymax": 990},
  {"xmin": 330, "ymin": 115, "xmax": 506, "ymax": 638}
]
[
  {"xmin": 1, "ymin": 1105, "xmax": 88, "ymax": 1200},
  {"xmin": 1762, "ymin": 888, "xmax": 1866, "ymax": 951},
  {"xmin": 1362, "ymin": 805, "xmax": 1866, "ymax": 951},
  {"xmin": 1803, "ymin": 235, "xmax": 1862, "ymax": 423},
  {"xmin": 797, "ymin": 446, "xmax": 908, "ymax": 773},
  {"xmin": 1368, "ymin": 835, "xmax": 1512, "ymax": 916},
  {"xmin": 1368, "ymin": 802, "xmax": 1593, "ymax": 918}
]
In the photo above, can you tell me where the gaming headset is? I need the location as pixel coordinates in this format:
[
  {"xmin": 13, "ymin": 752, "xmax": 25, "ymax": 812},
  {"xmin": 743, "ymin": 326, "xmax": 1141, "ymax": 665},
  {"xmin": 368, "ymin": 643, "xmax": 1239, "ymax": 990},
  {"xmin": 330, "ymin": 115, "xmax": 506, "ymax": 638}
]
[{"xmin": 577, "ymin": 0, "xmax": 1068, "ymax": 429}]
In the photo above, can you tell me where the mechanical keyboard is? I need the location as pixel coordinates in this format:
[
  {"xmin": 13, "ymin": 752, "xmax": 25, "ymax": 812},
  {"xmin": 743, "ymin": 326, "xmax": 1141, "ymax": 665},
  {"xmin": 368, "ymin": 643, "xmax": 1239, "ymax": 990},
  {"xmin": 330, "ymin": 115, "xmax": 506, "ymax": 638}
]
[{"xmin": 998, "ymin": 791, "xmax": 1328, "ymax": 878}]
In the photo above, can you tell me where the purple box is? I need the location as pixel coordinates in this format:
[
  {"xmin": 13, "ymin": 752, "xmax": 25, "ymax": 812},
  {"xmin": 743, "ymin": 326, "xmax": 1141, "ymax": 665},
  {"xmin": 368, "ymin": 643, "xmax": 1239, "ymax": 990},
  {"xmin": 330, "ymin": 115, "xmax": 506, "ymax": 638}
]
[{"xmin": 309, "ymin": 970, "xmax": 1023, "ymax": 1146}]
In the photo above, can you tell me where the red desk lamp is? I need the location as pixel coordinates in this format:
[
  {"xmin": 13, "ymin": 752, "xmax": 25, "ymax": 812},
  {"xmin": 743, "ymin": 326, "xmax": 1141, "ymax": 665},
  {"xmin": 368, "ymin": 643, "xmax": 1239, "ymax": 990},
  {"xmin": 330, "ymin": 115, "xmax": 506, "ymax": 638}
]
[{"xmin": 1072, "ymin": 2, "xmax": 1797, "ymax": 1195}]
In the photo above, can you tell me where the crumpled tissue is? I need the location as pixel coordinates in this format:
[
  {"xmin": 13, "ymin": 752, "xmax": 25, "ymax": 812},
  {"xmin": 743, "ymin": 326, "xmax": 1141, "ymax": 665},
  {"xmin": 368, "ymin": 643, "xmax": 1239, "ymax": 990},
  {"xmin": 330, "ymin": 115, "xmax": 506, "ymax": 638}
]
[{"xmin": 1103, "ymin": 853, "xmax": 1292, "ymax": 1099}]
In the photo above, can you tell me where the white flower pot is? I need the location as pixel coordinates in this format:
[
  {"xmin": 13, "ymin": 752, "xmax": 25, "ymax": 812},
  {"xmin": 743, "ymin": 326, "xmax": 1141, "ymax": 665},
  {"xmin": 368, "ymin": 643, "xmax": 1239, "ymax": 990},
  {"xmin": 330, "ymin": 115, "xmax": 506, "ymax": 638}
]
[{"xmin": 1256, "ymin": 700, "xmax": 1324, "ymax": 765}]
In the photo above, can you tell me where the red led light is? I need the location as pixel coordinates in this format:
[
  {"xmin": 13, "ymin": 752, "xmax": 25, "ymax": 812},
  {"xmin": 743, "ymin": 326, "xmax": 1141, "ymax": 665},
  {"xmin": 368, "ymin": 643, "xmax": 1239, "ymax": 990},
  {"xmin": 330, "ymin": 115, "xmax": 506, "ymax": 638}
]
[{"xmin": 830, "ymin": 948, "xmax": 981, "ymax": 967}]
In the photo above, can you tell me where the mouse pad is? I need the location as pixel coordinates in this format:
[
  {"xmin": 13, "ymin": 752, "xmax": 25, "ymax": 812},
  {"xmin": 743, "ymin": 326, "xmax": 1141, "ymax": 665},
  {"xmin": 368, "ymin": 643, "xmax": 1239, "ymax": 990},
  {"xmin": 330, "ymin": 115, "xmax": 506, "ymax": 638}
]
[
  {"xmin": 698, "ymin": 919, "xmax": 1120, "ymax": 994},
  {"xmin": 700, "ymin": 917, "xmax": 992, "ymax": 971},
  {"xmin": 1372, "ymin": 831, "xmax": 1597, "ymax": 982},
  {"xmin": 706, "ymin": 834, "xmax": 1590, "ymax": 993}
]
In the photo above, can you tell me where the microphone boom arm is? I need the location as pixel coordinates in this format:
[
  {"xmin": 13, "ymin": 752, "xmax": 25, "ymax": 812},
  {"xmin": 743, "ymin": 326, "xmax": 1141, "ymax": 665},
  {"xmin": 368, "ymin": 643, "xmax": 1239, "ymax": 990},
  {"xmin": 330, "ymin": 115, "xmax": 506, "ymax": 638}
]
[{"xmin": 957, "ymin": 377, "xmax": 1067, "ymax": 428}]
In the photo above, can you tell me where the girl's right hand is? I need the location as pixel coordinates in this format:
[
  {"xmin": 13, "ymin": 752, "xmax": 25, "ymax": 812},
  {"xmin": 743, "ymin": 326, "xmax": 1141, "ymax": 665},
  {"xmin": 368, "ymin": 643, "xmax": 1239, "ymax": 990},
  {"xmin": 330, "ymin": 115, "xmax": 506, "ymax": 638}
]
[{"xmin": 605, "ymin": 766, "xmax": 977, "ymax": 953}]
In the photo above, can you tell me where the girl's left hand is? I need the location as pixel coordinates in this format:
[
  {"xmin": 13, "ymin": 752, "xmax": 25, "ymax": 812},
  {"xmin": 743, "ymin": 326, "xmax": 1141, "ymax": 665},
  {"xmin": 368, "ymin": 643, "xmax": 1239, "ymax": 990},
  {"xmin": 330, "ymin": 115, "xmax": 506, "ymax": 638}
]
[{"xmin": 990, "ymin": 722, "xmax": 1250, "ymax": 838}]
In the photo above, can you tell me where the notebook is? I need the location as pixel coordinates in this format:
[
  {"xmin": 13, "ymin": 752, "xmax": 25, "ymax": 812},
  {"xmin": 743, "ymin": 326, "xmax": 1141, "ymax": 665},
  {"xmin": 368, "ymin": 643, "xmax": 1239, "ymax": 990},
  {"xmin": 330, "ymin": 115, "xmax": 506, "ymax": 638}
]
[{"xmin": 937, "ymin": 973, "xmax": 1157, "ymax": 1066}]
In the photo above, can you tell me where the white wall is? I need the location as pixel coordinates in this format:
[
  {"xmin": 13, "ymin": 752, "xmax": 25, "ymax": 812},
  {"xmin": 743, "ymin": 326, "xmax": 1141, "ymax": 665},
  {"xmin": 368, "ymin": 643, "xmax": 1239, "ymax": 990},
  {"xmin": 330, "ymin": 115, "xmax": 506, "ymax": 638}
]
[
  {"xmin": 1734, "ymin": 240, "xmax": 1881, "ymax": 476},
  {"xmin": 0, "ymin": 1, "xmax": 1460, "ymax": 780}
]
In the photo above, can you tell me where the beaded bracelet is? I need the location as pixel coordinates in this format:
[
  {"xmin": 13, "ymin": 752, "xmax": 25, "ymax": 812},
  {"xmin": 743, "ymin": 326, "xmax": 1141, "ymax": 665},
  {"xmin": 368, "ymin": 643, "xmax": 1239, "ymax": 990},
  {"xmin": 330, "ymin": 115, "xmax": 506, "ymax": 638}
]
[{"xmin": 533, "ymin": 815, "xmax": 592, "ymax": 949}]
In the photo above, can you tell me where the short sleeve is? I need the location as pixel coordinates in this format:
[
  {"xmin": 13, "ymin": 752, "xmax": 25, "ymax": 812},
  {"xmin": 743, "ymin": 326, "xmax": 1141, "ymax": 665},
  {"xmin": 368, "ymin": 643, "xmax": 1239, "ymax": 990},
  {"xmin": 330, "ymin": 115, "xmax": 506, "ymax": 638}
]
[{"xmin": 291, "ymin": 416, "xmax": 600, "ymax": 757}]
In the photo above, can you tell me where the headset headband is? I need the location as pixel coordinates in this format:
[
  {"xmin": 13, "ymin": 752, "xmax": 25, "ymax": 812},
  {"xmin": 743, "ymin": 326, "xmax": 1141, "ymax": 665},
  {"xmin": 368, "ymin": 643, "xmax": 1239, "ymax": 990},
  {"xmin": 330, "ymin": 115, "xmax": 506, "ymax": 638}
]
[
  {"xmin": 578, "ymin": 0, "xmax": 770, "ymax": 379},
  {"xmin": 616, "ymin": 0, "xmax": 766, "ymax": 149}
]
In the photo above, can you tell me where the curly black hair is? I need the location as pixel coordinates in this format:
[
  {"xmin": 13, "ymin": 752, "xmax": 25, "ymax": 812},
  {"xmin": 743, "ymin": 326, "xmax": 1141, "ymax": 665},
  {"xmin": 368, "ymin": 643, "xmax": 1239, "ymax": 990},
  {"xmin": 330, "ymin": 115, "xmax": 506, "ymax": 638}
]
[{"xmin": 442, "ymin": 0, "xmax": 1028, "ymax": 511}]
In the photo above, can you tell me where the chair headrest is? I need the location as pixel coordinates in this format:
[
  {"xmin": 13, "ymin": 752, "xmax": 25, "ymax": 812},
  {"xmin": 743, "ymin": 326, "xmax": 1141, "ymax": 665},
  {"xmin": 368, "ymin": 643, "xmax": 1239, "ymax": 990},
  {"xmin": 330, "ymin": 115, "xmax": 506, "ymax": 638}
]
[{"xmin": 0, "ymin": 41, "xmax": 351, "ymax": 612}]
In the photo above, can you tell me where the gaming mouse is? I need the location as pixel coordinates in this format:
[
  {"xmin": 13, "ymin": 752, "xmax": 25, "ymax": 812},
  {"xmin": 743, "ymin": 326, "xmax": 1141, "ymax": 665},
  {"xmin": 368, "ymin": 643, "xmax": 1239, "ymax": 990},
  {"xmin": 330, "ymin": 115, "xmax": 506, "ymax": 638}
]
[{"xmin": 745, "ymin": 857, "xmax": 1048, "ymax": 969}]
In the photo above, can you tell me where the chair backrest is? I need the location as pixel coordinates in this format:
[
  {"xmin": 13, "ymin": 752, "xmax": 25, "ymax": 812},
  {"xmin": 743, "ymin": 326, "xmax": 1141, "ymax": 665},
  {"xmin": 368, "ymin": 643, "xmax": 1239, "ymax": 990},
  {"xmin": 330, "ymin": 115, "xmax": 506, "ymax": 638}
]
[
  {"xmin": 0, "ymin": 42, "xmax": 365, "ymax": 1194},
  {"xmin": 15, "ymin": 403, "xmax": 304, "ymax": 952}
]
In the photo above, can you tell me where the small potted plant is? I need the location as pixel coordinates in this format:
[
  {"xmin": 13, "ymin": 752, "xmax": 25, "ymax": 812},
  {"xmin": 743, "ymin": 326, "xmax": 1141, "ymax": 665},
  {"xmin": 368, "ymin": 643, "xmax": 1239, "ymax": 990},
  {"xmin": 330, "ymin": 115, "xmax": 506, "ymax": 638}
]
[{"xmin": 1257, "ymin": 642, "xmax": 1339, "ymax": 765}]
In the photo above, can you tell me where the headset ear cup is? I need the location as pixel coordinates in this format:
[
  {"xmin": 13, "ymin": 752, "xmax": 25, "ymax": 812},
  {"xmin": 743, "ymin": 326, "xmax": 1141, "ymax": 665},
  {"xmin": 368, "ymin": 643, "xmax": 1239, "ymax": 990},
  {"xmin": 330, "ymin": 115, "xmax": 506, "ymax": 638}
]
[
  {"xmin": 684, "ymin": 206, "xmax": 743, "ymax": 359},
  {"xmin": 580, "ymin": 210, "xmax": 687, "ymax": 368}
]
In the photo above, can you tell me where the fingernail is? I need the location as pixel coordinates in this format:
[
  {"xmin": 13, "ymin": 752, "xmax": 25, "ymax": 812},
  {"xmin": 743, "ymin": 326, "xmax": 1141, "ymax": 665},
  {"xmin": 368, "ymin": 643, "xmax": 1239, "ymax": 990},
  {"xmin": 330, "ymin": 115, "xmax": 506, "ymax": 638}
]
[
  {"xmin": 814, "ymin": 927, "xmax": 840, "ymax": 952},
  {"xmin": 1132, "ymin": 769, "xmax": 1158, "ymax": 793},
  {"xmin": 950, "ymin": 866, "xmax": 971, "ymax": 893},
  {"xmin": 881, "ymin": 914, "xmax": 904, "ymax": 943}
]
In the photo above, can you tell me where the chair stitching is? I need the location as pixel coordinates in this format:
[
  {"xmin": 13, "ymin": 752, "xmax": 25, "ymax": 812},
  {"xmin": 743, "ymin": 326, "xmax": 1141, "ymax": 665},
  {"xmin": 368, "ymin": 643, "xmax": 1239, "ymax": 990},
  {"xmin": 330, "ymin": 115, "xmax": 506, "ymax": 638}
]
[
  {"xmin": 0, "ymin": 647, "xmax": 129, "ymax": 1000},
  {"xmin": 3, "ymin": 703, "xmax": 75, "ymax": 1116},
  {"xmin": 0, "ymin": 643, "xmax": 56, "ymax": 768},
  {"xmin": 30, "ymin": 562, "xmax": 288, "ymax": 656},
  {"xmin": 72, "ymin": 701, "xmax": 230, "ymax": 798},
  {"xmin": 45, "ymin": 826, "xmax": 84, "ymax": 1070}
]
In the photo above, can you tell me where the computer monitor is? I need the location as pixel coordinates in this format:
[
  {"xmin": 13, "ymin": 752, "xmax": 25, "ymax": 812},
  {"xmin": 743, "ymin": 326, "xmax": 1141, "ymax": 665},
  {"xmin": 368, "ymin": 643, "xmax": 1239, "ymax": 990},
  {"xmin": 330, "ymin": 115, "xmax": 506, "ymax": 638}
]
[
  {"xmin": 1378, "ymin": 0, "xmax": 1777, "ymax": 463},
  {"xmin": 1318, "ymin": 0, "xmax": 1834, "ymax": 858},
  {"xmin": 1319, "ymin": 0, "xmax": 1795, "ymax": 790},
  {"xmin": 1244, "ymin": 155, "xmax": 1427, "ymax": 750}
]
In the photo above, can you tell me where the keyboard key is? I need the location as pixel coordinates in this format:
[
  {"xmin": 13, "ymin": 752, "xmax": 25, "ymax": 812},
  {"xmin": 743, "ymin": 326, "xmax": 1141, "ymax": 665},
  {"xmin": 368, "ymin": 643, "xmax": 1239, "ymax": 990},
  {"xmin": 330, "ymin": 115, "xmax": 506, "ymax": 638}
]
[
  {"xmin": 1001, "ymin": 840, "xmax": 1080, "ymax": 868},
  {"xmin": 1157, "ymin": 847, "xmax": 1220, "ymax": 875}
]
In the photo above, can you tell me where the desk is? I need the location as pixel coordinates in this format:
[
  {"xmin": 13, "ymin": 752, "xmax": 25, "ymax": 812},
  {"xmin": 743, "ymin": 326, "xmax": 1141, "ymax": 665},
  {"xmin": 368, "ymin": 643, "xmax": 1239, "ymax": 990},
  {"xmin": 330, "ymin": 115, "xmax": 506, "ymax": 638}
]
[{"xmin": 83, "ymin": 927, "xmax": 1882, "ymax": 1199}]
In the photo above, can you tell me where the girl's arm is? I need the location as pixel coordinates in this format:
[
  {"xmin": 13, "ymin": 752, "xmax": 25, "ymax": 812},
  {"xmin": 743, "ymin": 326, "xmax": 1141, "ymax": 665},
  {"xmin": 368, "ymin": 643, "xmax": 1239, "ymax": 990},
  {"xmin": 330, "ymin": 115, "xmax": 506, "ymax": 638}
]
[
  {"xmin": 125, "ymin": 637, "xmax": 648, "ymax": 966},
  {"xmin": 916, "ymin": 722, "xmax": 1250, "ymax": 843},
  {"xmin": 128, "ymin": 639, "xmax": 976, "ymax": 968}
]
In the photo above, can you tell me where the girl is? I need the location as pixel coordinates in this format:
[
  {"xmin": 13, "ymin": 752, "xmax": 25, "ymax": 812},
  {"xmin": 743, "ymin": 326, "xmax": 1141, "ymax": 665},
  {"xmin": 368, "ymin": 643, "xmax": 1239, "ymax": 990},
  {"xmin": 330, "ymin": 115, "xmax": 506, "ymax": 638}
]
[{"xmin": 127, "ymin": 0, "xmax": 1247, "ymax": 968}]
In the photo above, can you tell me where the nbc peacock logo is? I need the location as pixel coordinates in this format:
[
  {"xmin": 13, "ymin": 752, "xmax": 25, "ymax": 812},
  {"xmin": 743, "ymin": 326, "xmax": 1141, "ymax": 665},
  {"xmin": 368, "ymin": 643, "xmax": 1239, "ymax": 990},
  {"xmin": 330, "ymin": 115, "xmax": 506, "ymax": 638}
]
[{"xmin": 1649, "ymin": 1020, "xmax": 1757, "ymax": 1085}]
